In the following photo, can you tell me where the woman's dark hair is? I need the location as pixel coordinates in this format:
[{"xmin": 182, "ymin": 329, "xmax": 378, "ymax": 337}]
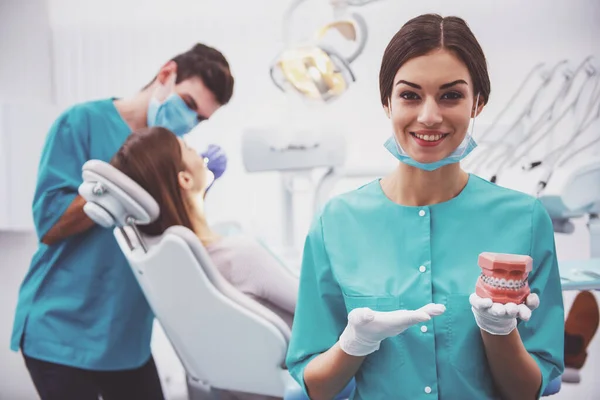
[
  {"xmin": 110, "ymin": 126, "xmax": 194, "ymax": 236},
  {"xmin": 379, "ymin": 14, "xmax": 491, "ymax": 106}
]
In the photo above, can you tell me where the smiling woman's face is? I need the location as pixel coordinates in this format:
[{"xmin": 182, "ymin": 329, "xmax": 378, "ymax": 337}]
[{"xmin": 384, "ymin": 48, "xmax": 482, "ymax": 164}]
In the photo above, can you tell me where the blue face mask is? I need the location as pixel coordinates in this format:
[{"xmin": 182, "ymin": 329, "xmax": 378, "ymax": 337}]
[
  {"xmin": 384, "ymin": 93, "xmax": 480, "ymax": 171},
  {"xmin": 147, "ymin": 93, "xmax": 199, "ymax": 137},
  {"xmin": 384, "ymin": 134, "xmax": 477, "ymax": 171}
]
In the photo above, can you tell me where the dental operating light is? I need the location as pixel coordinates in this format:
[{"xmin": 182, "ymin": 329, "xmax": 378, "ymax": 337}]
[{"xmin": 270, "ymin": 0, "xmax": 373, "ymax": 102}]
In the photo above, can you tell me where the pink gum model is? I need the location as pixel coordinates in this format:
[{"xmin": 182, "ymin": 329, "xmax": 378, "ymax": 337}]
[{"xmin": 475, "ymin": 252, "xmax": 533, "ymax": 304}]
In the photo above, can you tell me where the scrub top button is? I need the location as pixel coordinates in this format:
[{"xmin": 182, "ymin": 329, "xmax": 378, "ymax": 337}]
[
  {"xmin": 421, "ymin": 325, "xmax": 428, "ymax": 333},
  {"xmin": 419, "ymin": 265, "xmax": 426, "ymax": 273},
  {"xmin": 424, "ymin": 386, "xmax": 432, "ymax": 394},
  {"xmin": 419, "ymin": 210, "xmax": 426, "ymax": 217}
]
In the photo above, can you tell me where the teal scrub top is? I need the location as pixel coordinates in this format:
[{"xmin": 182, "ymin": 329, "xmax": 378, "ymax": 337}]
[
  {"xmin": 10, "ymin": 99, "xmax": 155, "ymax": 370},
  {"xmin": 286, "ymin": 175, "xmax": 564, "ymax": 400}
]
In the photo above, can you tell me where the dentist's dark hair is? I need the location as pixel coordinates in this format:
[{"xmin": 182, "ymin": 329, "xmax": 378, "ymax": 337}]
[
  {"xmin": 172, "ymin": 43, "xmax": 235, "ymax": 105},
  {"xmin": 110, "ymin": 127, "xmax": 194, "ymax": 237},
  {"xmin": 145, "ymin": 43, "xmax": 235, "ymax": 105},
  {"xmin": 379, "ymin": 14, "xmax": 491, "ymax": 106}
]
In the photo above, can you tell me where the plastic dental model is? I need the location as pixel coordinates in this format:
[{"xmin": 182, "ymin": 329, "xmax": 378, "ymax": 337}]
[{"xmin": 475, "ymin": 252, "xmax": 533, "ymax": 304}]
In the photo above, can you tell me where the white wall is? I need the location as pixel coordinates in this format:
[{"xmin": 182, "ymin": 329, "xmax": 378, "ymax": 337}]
[
  {"xmin": 0, "ymin": 0, "xmax": 53, "ymax": 103},
  {"xmin": 0, "ymin": 232, "xmax": 44, "ymax": 400},
  {"xmin": 0, "ymin": 0, "xmax": 57, "ymax": 231},
  {"xmin": 1, "ymin": 0, "xmax": 599, "ymax": 398}
]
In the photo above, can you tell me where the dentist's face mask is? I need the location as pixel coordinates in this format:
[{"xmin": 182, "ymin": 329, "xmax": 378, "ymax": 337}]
[
  {"xmin": 147, "ymin": 73, "xmax": 199, "ymax": 137},
  {"xmin": 384, "ymin": 93, "xmax": 480, "ymax": 171}
]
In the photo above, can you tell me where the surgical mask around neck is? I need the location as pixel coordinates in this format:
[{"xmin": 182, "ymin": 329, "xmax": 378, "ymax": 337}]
[
  {"xmin": 384, "ymin": 93, "xmax": 480, "ymax": 171},
  {"xmin": 147, "ymin": 74, "xmax": 199, "ymax": 137}
]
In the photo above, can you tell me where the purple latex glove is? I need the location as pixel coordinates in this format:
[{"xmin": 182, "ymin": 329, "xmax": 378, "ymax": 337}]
[{"xmin": 201, "ymin": 144, "xmax": 227, "ymax": 179}]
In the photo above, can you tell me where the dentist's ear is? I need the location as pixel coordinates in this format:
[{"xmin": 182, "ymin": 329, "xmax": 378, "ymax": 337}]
[
  {"xmin": 156, "ymin": 61, "xmax": 178, "ymax": 85},
  {"xmin": 152, "ymin": 61, "xmax": 178, "ymax": 102}
]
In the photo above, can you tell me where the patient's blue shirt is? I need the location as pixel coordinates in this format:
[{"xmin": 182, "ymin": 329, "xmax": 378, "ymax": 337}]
[
  {"xmin": 10, "ymin": 99, "xmax": 154, "ymax": 370},
  {"xmin": 286, "ymin": 175, "xmax": 564, "ymax": 399}
]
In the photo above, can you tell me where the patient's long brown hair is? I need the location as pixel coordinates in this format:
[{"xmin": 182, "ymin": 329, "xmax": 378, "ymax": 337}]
[{"xmin": 111, "ymin": 126, "xmax": 194, "ymax": 236}]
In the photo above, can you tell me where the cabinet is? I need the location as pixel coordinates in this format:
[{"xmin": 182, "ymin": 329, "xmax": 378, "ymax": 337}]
[{"xmin": 0, "ymin": 103, "xmax": 60, "ymax": 231}]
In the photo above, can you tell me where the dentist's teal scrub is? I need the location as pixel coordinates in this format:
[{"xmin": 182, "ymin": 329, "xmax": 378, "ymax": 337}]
[
  {"xmin": 286, "ymin": 175, "xmax": 564, "ymax": 399},
  {"xmin": 10, "ymin": 99, "xmax": 154, "ymax": 370}
]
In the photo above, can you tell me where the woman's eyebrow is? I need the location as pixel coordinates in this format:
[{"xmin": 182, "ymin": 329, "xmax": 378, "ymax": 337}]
[
  {"xmin": 395, "ymin": 79, "xmax": 468, "ymax": 89},
  {"xmin": 439, "ymin": 79, "xmax": 468, "ymax": 89}
]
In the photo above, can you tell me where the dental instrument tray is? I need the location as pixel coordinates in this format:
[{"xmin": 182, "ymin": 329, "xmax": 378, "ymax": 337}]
[{"xmin": 559, "ymin": 258, "xmax": 600, "ymax": 291}]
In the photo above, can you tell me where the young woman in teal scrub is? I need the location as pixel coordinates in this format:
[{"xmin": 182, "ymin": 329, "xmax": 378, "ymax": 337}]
[{"xmin": 286, "ymin": 13, "xmax": 564, "ymax": 400}]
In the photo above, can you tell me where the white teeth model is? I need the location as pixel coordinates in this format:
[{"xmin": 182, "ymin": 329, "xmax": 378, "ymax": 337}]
[{"xmin": 415, "ymin": 134, "xmax": 443, "ymax": 141}]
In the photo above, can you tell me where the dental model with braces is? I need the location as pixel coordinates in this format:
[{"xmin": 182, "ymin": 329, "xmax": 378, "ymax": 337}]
[{"xmin": 475, "ymin": 252, "xmax": 533, "ymax": 304}]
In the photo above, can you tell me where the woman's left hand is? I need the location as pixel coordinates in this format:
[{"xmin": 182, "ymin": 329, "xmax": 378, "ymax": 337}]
[{"xmin": 469, "ymin": 293, "xmax": 540, "ymax": 335}]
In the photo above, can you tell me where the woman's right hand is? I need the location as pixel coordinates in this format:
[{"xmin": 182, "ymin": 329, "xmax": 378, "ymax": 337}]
[{"xmin": 339, "ymin": 303, "xmax": 446, "ymax": 356}]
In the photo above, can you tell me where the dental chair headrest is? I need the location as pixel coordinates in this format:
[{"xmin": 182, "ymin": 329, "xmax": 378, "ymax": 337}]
[{"xmin": 79, "ymin": 160, "xmax": 160, "ymax": 228}]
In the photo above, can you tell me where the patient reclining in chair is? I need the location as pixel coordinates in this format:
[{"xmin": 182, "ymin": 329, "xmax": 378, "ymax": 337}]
[{"xmin": 110, "ymin": 126, "xmax": 298, "ymax": 330}]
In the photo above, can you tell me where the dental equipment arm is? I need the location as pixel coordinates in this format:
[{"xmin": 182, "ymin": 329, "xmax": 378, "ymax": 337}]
[
  {"xmin": 489, "ymin": 58, "xmax": 596, "ymax": 180},
  {"xmin": 535, "ymin": 111, "xmax": 600, "ymax": 195},
  {"xmin": 477, "ymin": 63, "xmax": 547, "ymax": 144},
  {"xmin": 474, "ymin": 60, "xmax": 570, "ymax": 176},
  {"xmin": 550, "ymin": 84, "xmax": 600, "ymax": 167},
  {"xmin": 304, "ymin": 304, "xmax": 446, "ymax": 400},
  {"xmin": 41, "ymin": 195, "xmax": 95, "ymax": 245},
  {"xmin": 535, "ymin": 116, "xmax": 598, "ymax": 177},
  {"xmin": 511, "ymin": 70, "xmax": 598, "ymax": 172}
]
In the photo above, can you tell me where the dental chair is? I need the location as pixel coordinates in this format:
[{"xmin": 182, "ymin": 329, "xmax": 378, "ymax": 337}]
[
  {"xmin": 537, "ymin": 155, "xmax": 600, "ymax": 291},
  {"xmin": 78, "ymin": 159, "xmax": 353, "ymax": 400}
]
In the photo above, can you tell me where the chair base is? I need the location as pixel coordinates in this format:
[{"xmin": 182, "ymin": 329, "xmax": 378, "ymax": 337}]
[{"xmin": 561, "ymin": 367, "xmax": 582, "ymax": 384}]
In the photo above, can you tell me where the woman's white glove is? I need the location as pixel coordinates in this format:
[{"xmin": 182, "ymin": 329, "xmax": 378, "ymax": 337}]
[
  {"xmin": 338, "ymin": 303, "xmax": 446, "ymax": 356},
  {"xmin": 469, "ymin": 293, "xmax": 540, "ymax": 335}
]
